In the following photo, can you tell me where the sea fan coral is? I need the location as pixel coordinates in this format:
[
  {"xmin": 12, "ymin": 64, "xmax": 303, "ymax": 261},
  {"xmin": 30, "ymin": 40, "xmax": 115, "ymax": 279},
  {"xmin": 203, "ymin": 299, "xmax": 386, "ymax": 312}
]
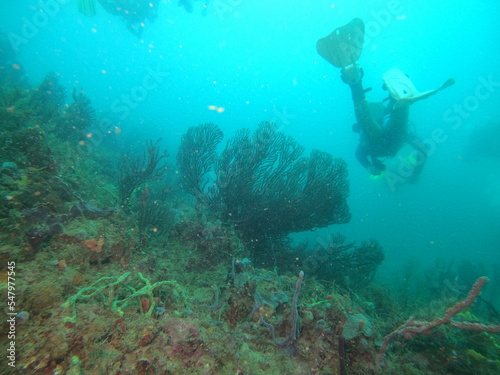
[{"xmin": 177, "ymin": 122, "xmax": 350, "ymax": 262}]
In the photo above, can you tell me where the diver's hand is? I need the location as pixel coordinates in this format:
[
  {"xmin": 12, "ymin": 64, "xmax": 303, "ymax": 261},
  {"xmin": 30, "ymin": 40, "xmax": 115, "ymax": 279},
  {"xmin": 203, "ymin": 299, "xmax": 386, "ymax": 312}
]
[
  {"xmin": 369, "ymin": 160, "xmax": 386, "ymax": 175},
  {"xmin": 341, "ymin": 64, "xmax": 363, "ymax": 85}
]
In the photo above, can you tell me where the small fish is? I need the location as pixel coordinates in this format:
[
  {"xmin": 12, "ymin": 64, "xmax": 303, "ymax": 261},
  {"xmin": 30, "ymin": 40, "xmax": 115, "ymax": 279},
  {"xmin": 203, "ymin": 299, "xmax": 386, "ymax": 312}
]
[{"xmin": 201, "ymin": 0, "xmax": 210, "ymax": 16}]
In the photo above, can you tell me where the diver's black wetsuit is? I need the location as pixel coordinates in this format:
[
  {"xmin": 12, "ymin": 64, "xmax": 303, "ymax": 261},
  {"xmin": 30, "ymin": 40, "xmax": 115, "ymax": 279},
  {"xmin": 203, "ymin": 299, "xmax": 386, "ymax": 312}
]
[
  {"xmin": 98, "ymin": 0, "xmax": 160, "ymax": 36},
  {"xmin": 348, "ymin": 77, "xmax": 426, "ymax": 178}
]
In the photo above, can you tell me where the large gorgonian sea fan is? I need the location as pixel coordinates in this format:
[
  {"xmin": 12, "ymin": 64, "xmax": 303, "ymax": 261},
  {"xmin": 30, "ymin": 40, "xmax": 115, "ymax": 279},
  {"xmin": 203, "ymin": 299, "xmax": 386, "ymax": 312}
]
[{"xmin": 177, "ymin": 122, "xmax": 350, "ymax": 242}]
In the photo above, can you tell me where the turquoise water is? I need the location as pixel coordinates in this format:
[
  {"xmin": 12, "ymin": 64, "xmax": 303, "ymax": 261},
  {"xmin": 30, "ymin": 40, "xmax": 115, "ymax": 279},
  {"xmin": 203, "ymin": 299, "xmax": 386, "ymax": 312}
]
[
  {"xmin": 2, "ymin": 0, "xmax": 499, "ymax": 293},
  {"xmin": 2, "ymin": 1, "xmax": 500, "ymax": 374}
]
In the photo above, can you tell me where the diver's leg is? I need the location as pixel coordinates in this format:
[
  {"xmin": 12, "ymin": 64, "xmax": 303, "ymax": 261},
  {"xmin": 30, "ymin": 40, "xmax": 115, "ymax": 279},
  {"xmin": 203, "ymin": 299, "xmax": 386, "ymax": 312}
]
[
  {"xmin": 349, "ymin": 82, "xmax": 383, "ymax": 142},
  {"xmin": 344, "ymin": 67, "xmax": 384, "ymax": 174},
  {"xmin": 350, "ymin": 82, "xmax": 373, "ymax": 129},
  {"xmin": 341, "ymin": 65, "xmax": 382, "ymax": 139}
]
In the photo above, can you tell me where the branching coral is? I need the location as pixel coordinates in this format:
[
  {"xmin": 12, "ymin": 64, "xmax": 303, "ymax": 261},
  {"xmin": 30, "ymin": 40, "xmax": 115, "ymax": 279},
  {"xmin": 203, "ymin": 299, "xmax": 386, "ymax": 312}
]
[
  {"xmin": 61, "ymin": 87, "xmax": 95, "ymax": 133},
  {"xmin": 111, "ymin": 272, "xmax": 190, "ymax": 317},
  {"xmin": 377, "ymin": 277, "xmax": 500, "ymax": 369},
  {"xmin": 27, "ymin": 71, "xmax": 66, "ymax": 122},
  {"xmin": 62, "ymin": 272, "xmax": 131, "ymax": 323},
  {"xmin": 62, "ymin": 272, "xmax": 190, "ymax": 323},
  {"xmin": 293, "ymin": 234, "xmax": 385, "ymax": 289},
  {"xmin": 176, "ymin": 122, "xmax": 223, "ymax": 203},
  {"xmin": 136, "ymin": 183, "xmax": 173, "ymax": 248},
  {"xmin": 118, "ymin": 139, "xmax": 167, "ymax": 206}
]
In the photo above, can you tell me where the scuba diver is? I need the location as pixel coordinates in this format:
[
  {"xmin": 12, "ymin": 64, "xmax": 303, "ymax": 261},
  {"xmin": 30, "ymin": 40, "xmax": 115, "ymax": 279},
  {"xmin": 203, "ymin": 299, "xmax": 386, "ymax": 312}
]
[
  {"xmin": 94, "ymin": 0, "xmax": 160, "ymax": 36},
  {"xmin": 79, "ymin": 0, "xmax": 208, "ymax": 35},
  {"xmin": 317, "ymin": 18, "xmax": 455, "ymax": 178}
]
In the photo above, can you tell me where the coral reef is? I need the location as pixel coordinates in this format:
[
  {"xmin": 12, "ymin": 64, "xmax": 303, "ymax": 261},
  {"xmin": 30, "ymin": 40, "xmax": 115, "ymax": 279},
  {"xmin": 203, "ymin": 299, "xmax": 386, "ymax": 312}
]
[{"xmin": 1, "ymin": 75, "xmax": 499, "ymax": 375}]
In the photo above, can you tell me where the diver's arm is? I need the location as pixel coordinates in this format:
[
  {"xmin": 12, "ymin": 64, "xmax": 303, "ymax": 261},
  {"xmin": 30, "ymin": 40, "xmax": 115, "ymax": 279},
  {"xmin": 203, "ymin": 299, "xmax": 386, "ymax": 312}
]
[
  {"xmin": 342, "ymin": 65, "xmax": 367, "ymax": 124},
  {"xmin": 342, "ymin": 66, "xmax": 380, "ymax": 136},
  {"xmin": 351, "ymin": 87, "xmax": 379, "ymax": 132}
]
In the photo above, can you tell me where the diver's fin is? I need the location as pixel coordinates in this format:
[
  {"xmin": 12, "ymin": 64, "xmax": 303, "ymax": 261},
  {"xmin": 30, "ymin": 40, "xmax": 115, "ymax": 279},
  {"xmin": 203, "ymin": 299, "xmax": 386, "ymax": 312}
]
[
  {"xmin": 316, "ymin": 18, "xmax": 365, "ymax": 68},
  {"xmin": 382, "ymin": 68, "xmax": 456, "ymax": 109}
]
